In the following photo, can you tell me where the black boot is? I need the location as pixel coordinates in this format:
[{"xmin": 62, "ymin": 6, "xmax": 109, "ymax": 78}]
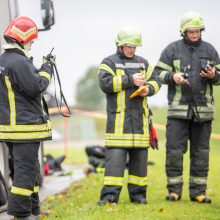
[
  {"xmin": 131, "ymin": 198, "xmax": 147, "ymax": 204},
  {"xmin": 97, "ymin": 199, "xmax": 117, "ymax": 206},
  {"xmin": 191, "ymin": 195, "xmax": 211, "ymax": 204},
  {"xmin": 166, "ymin": 192, "xmax": 181, "ymax": 201},
  {"xmin": 13, "ymin": 214, "xmax": 40, "ymax": 220}
]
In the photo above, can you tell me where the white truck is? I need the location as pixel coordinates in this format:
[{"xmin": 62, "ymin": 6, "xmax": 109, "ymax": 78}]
[{"xmin": 0, "ymin": 0, "xmax": 55, "ymax": 212}]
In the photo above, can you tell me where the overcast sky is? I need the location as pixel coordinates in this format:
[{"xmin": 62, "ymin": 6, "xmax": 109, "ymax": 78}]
[{"xmin": 17, "ymin": 0, "xmax": 220, "ymax": 108}]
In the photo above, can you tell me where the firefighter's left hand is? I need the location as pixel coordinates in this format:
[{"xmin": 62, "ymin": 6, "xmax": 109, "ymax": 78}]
[
  {"xmin": 200, "ymin": 65, "xmax": 216, "ymax": 79},
  {"xmin": 43, "ymin": 54, "xmax": 56, "ymax": 66},
  {"xmin": 139, "ymin": 86, "xmax": 149, "ymax": 97}
]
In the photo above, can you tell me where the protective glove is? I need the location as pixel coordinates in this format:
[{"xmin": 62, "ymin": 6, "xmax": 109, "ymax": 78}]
[
  {"xmin": 43, "ymin": 53, "xmax": 56, "ymax": 66},
  {"xmin": 40, "ymin": 52, "xmax": 56, "ymax": 77},
  {"xmin": 149, "ymin": 118, "xmax": 159, "ymax": 150}
]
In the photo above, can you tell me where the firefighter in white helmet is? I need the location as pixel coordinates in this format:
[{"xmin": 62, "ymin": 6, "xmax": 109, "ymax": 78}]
[
  {"xmin": 154, "ymin": 11, "xmax": 220, "ymax": 203},
  {"xmin": 97, "ymin": 25, "xmax": 161, "ymax": 205},
  {"xmin": 0, "ymin": 16, "xmax": 53, "ymax": 219}
]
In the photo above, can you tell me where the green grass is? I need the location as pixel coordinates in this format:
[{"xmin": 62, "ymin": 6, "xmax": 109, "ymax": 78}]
[
  {"xmin": 42, "ymin": 88, "xmax": 220, "ymax": 219},
  {"xmin": 42, "ymin": 134, "xmax": 220, "ymax": 220}
]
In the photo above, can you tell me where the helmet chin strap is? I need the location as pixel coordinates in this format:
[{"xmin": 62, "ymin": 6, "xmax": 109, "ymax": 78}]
[
  {"xmin": 23, "ymin": 42, "xmax": 32, "ymax": 51},
  {"xmin": 119, "ymin": 46, "xmax": 125, "ymax": 56}
]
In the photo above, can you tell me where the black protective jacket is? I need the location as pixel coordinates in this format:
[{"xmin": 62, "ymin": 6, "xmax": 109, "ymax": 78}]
[
  {"xmin": 99, "ymin": 49, "xmax": 161, "ymax": 148},
  {"xmin": 0, "ymin": 46, "xmax": 52, "ymax": 142},
  {"xmin": 154, "ymin": 38, "xmax": 220, "ymax": 121}
]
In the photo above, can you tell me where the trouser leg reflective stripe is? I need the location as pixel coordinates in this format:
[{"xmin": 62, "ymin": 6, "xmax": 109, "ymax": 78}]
[
  {"xmin": 166, "ymin": 119, "xmax": 189, "ymax": 195},
  {"xmin": 32, "ymin": 160, "xmax": 40, "ymax": 216},
  {"xmin": 6, "ymin": 142, "xmax": 40, "ymax": 217},
  {"xmin": 189, "ymin": 121, "xmax": 211, "ymax": 198},
  {"xmin": 99, "ymin": 148, "xmax": 127, "ymax": 203},
  {"xmin": 127, "ymin": 149, "xmax": 148, "ymax": 201}
]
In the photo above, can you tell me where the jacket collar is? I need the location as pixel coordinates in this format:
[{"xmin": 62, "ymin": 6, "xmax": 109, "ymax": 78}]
[
  {"xmin": 183, "ymin": 37, "xmax": 202, "ymax": 47},
  {"xmin": 2, "ymin": 43, "xmax": 31, "ymax": 59}
]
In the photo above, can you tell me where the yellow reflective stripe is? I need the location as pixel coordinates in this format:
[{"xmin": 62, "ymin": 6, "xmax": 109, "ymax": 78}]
[
  {"xmin": 168, "ymin": 105, "xmax": 188, "ymax": 111},
  {"xmin": 197, "ymin": 112, "xmax": 214, "ymax": 119},
  {"xmin": 128, "ymin": 175, "xmax": 147, "ymax": 186},
  {"xmin": 167, "ymin": 176, "xmax": 183, "ymax": 185},
  {"xmin": 142, "ymin": 99, "xmax": 148, "ymax": 136},
  {"xmin": 113, "ymin": 76, "xmax": 122, "ymax": 92},
  {"xmin": 159, "ymin": 70, "xmax": 169, "ymax": 83},
  {"xmin": 39, "ymin": 71, "xmax": 51, "ymax": 81},
  {"xmin": 192, "ymin": 106, "xmax": 214, "ymax": 113},
  {"xmin": 96, "ymin": 167, "xmax": 105, "ymax": 173},
  {"xmin": 167, "ymin": 110, "xmax": 188, "ymax": 117},
  {"xmin": 5, "ymin": 76, "xmax": 16, "ymax": 126},
  {"xmin": 0, "ymin": 130, "xmax": 52, "ymax": 140},
  {"xmin": 105, "ymin": 133, "xmax": 150, "ymax": 147},
  {"xmin": 172, "ymin": 85, "xmax": 182, "ymax": 105},
  {"xmin": 105, "ymin": 133, "xmax": 149, "ymax": 139},
  {"xmin": 11, "ymin": 186, "xmax": 33, "ymax": 196},
  {"xmin": 156, "ymin": 61, "xmax": 173, "ymax": 71},
  {"xmin": 34, "ymin": 186, "xmax": 39, "ymax": 193},
  {"xmin": 105, "ymin": 140, "xmax": 149, "ymax": 147},
  {"xmin": 173, "ymin": 60, "xmax": 180, "ymax": 72},
  {"xmin": 0, "ymin": 121, "xmax": 51, "ymax": 132},
  {"xmin": 205, "ymin": 84, "xmax": 212, "ymax": 106},
  {"xmin": 189, "ymin": 176, "xmax": 207, "ymax": 185},
  {"xmin": 104, "ymin": 176, "xmax": 124, "ymax": 180},
  {"xmin": 11, "ymin": 26, "xmax": 37, "ymax": 42},
  {"xmin": 145, "ymin": 65, "xmax": 153, "ymax": 81},
  {"xmin": 104, "ymin": 176, "xmax": 124, "ymax": 186},
  {"xmin": 192, "ymin": 106, "xmax": 214, "ymax": 119},
  {"xmin": 147, "ymin": 81, "xmax": 160, "ymax": 94},
  {"xmin": 115, "ymin": 69, "xmax": 125, "ymax": 134},
  {"xmin": 114, "ymin": 111, "xmax": 125, "ymax": 134},
  {"xmin": 172, "ymin": 60, "xmax": 183, "ymax": 106},
  {"xmin": 115, "ymin": 112, "xmax": 125, "ymax": 134},
  {"xmin": 99, "ymin": 64, "xmax": 115, "ymax": 75},
  {"xmin": 168, "ymin": 104, "xmax": 188, "ymax": 117}
]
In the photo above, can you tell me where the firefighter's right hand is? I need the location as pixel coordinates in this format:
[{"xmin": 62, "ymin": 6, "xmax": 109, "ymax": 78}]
[
  {"xmin": 132, "ymin": 73, "xmax": 145, "ymax": 87},
  {"xmin": 173, "ymin": 72, "xmax": 188, "ymax": 85}
]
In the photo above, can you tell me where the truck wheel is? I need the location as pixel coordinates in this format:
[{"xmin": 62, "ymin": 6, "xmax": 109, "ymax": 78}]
[
  {"xmin": 38, "ymin": 142, "xmax": 44, "ymax": 186},
  {"xmin": 0, "ymin": 143, "xmax": 9, "ymax": 187},
  {"xmin": 0, "ymin": 143, "xmax": 9, "ymax": 207}
]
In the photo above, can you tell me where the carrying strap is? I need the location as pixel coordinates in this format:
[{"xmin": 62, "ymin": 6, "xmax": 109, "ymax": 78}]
[{"xmin": 51, "ymin": 62, "xmax": 71, "ymax": 117}]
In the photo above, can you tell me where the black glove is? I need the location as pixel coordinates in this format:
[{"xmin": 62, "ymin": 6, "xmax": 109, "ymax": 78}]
[{"xmin": 43, "ymin": 54, "xmax": 56, "ymax": 66}]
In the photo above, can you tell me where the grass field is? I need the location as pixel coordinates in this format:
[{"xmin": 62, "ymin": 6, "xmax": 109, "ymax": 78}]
[
  {"xmin": 42, "ymin": 87, "xmax": 220, "ymax": 219},
  {"xmin": 42, "ymin": 136, "xmax": 220, "ymax": 220}
]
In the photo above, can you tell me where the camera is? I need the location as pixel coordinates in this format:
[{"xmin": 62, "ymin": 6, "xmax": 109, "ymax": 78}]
[
  {"xmin": 182, "ymin": 72, "xmax": 189, "ymax": 80},
  {"xmin": 201, "ymin": 61, "xmax": 215, "ymax": 73},
  {"xmin": 201, "ymin": 64, "xmax": 210, "ymax": 73}
]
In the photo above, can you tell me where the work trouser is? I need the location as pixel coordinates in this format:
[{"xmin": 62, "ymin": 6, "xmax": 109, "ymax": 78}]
[
  {"xmin": 99, "ymin": 148, "xmax": 148, "ymax": 203},
  {"xmin": 166, "ymin": 118, "xmax": 211, "ymax": 199},
  {"xmin": 6, "ymin": 142, "xmax": 40, "ymax": 217}
]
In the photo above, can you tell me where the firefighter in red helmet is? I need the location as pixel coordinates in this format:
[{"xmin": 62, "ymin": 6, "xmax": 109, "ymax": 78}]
[{"xmin": 0, "ymin": 16, "xmax": 53, "ymax": 220}]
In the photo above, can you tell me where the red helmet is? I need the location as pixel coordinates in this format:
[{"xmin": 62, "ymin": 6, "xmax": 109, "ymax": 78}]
[{"xmin": 4, "ymin": 16, "xmax": 38, "ymax": 44}]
